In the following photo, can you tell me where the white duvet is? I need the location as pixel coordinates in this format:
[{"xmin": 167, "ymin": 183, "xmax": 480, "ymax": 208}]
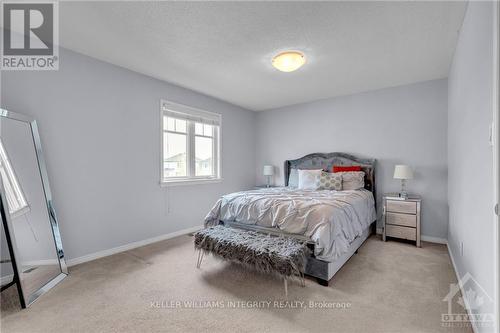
[{"xmin": 205, "ymin": 187, "xmax": 376, "ymax": 262}]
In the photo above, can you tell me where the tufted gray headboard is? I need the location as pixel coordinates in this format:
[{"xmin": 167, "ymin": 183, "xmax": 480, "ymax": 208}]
[{"xmin": 284, "ymin": 152, "xmax": 376, "ymax": 203}]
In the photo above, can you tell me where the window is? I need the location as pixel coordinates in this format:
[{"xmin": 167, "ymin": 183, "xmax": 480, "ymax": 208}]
[
  {"xmin": 161, "ymin": 100, "xmax": 221, "ymax": 185},
  {"xmin": 0, "ymin": 140, "xmax": 29, "ymax": 217}
]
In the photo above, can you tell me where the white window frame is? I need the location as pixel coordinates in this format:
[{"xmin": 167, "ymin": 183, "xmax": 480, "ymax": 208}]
[
  {"xmin": 160, "ymin": 100, "xmax": 222, "ymax": 186},
  {"xmin": 0, "ymin": 139, "xmax": 30, "ymax": 218}
]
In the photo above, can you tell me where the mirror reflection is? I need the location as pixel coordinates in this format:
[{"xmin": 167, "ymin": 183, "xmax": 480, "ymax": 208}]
[{"xmin": 0, "ymin": 115, "xmax": 65, "ymax": 305}]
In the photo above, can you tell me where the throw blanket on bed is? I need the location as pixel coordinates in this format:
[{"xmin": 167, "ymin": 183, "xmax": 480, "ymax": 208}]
[{"xmin": 205, "ymin": 188, "xmax": 376, "ymax": 262}]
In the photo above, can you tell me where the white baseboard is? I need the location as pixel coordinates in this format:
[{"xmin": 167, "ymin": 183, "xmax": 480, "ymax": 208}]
[
  {"xmin": 66, "ymin": 225, "xmax": 203, "ymax": 267},
  {"xmin": 421, "ymin": 235, "xmax": 448, "ymax": 244},
  {"xmin": 376, "ymin": 228, "xmax": 448, "ymax": 244},
  {"xmin": 447, "ymin": 244, "xmax": 479, "ymax": 333},
  {"xmin": 0, "ymin": 274, "xmax": 13, "ymax": 285},
  {"xmin": 22, "ymin": 259, "xmax": 60, "ymax": 267}
]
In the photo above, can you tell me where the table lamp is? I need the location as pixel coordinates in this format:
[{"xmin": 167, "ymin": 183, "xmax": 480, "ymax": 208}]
[
  {"xmin": 263, "ymin": 165, "xmax": 274, "ymax": 188},
  {"xmin": 393, "ymin": 165, "xmax": 413, "ymax": 198}
]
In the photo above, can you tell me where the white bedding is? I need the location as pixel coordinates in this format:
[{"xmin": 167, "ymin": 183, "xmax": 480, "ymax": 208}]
[{"xmin": 205, "ymin": 187, "xmax": 376, "ymax": 262}]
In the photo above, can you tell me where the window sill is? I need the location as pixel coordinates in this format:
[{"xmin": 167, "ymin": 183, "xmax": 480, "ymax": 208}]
[{"xmin": 160, "ymin": 178, "xmax": 223, "ymax": 187}]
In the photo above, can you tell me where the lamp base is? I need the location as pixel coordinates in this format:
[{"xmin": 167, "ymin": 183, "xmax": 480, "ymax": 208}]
[{"xmin": 399, "ymin": 179, "xmax": 408, "ymax": 199}]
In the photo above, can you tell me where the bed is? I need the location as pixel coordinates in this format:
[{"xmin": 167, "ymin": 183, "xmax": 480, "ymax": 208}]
[{"xmin": 205, "ymin": 152, "xmax": 377, "ymax": 286}]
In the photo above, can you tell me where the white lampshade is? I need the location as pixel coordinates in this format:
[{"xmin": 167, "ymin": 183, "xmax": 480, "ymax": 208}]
[
  {"xmin": 393, "ymin": 165, "xmax": 413, "ymax": 180},
  {"xmin": 263, "ymin": 165, "xmax": 274, "ymax": 176}
]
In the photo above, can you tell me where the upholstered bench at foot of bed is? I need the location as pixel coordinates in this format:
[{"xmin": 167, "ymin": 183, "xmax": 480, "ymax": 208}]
[{"xmin": 194, "ymin": 225, "xmax": 309, "ymax": 296}]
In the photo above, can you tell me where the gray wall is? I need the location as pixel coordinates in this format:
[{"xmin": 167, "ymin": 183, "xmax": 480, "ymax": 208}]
[
  {"xmin": 448, "ymin": 2, "xmax": 495, "ymax": 330},
  {"xmin": 255, "ymin": 79, "xmax": 448, "ymax": 239},
  {"xmin": 1, "ymin": 48, "xmax": 256, "ymax": 261}
]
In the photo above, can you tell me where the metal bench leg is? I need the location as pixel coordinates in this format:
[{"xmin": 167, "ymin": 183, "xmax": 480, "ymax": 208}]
[
  {"xmin": 300, "ymin": 272, "xmax": 305, "ymax": 287},
  {"xmin": 284, "ymin": 277, "xmax": 288, "ymax": 297},
  {"xmin": 196, "ymin": 250, "xmax": 204, "ymax": 269}
]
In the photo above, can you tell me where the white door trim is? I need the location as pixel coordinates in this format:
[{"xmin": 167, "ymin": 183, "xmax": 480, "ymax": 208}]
[{"xmin": 493, "ymin": 1, "xmax": 500, "ymax": 330}]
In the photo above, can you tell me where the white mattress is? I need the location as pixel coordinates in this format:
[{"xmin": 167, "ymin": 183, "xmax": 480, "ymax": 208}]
[{"xmin": 205, "ymin": 187, "xmax": 376, "ymax": 262}]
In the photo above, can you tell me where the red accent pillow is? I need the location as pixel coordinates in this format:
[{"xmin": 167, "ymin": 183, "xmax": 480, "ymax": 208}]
[{"xmin": 332, "ymin": 165, "xmax": 361, "ymax": 173}]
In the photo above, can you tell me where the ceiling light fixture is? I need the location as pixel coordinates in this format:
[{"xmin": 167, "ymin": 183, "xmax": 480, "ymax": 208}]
[{"xmin": 272, "ymin": 51, "xmax": 306, "ymax": 72}]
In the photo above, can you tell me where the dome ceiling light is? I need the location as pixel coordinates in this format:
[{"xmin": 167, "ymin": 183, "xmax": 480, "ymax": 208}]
[{"xmin": 272, "ymin": 51, "xmax": 306, "ymax": 72}]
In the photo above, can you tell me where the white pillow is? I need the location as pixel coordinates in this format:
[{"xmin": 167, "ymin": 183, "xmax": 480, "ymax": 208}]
[
  {"xmin": 340, "ymin": 171, "xmax": 365, "ymax": 190},
  {"xmin": 288, "ymin": 168, "xmax": 299, "ymax": 188},
  {"xmin": 298, "ymin": 169, "xmax": 322, "ymax": 190}
]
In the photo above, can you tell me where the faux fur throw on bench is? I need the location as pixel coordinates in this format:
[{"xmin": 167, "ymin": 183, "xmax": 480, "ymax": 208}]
[{"xmin": 194, "ymin": 225, "xmax": 309, "ymax": 278}]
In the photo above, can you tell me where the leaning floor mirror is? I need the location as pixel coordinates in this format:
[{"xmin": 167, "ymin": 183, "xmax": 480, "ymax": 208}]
[{"xmin": 0, "ymin": 108, "xmax": 67, "ymax": 308}]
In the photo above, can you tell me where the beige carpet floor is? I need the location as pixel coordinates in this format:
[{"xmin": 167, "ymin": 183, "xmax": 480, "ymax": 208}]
[{"xmin": 0, "ymin": 234, "xmax": 472, "ymax": 333}]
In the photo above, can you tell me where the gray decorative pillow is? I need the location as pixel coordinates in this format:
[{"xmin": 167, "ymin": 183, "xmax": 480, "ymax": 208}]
[
  {"xmin": 316, "ymin": 171, "xmax": 342, "ymax": 191},
  {"xmin": 340, "ymin": 171, "xmax": 365, "ymax": 190},
  {"xmin": 288, "ymin": 168, "xmax": 299, "ymax": 187}
]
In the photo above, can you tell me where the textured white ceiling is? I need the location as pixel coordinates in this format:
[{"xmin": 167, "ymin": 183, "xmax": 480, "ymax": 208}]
[{"xmin": 59, "ymin": 1, "xmax": 467, "ymax": 111}]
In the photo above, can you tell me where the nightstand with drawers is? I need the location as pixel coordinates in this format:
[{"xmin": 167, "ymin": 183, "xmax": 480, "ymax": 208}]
[{"xmin": 382, "ymin": 194, "xmax": 421, "ymax": 247}]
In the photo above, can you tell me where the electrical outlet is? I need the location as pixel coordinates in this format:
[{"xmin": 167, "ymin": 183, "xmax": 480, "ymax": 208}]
[{"xmin": 460, "ymin": 241, "xmax": 464, "ymax": 257}]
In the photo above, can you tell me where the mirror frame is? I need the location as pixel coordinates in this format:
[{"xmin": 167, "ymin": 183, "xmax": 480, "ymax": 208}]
[{"xmin": 0, "ymin": 108, "xmax": 67, "ymax": 307}]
